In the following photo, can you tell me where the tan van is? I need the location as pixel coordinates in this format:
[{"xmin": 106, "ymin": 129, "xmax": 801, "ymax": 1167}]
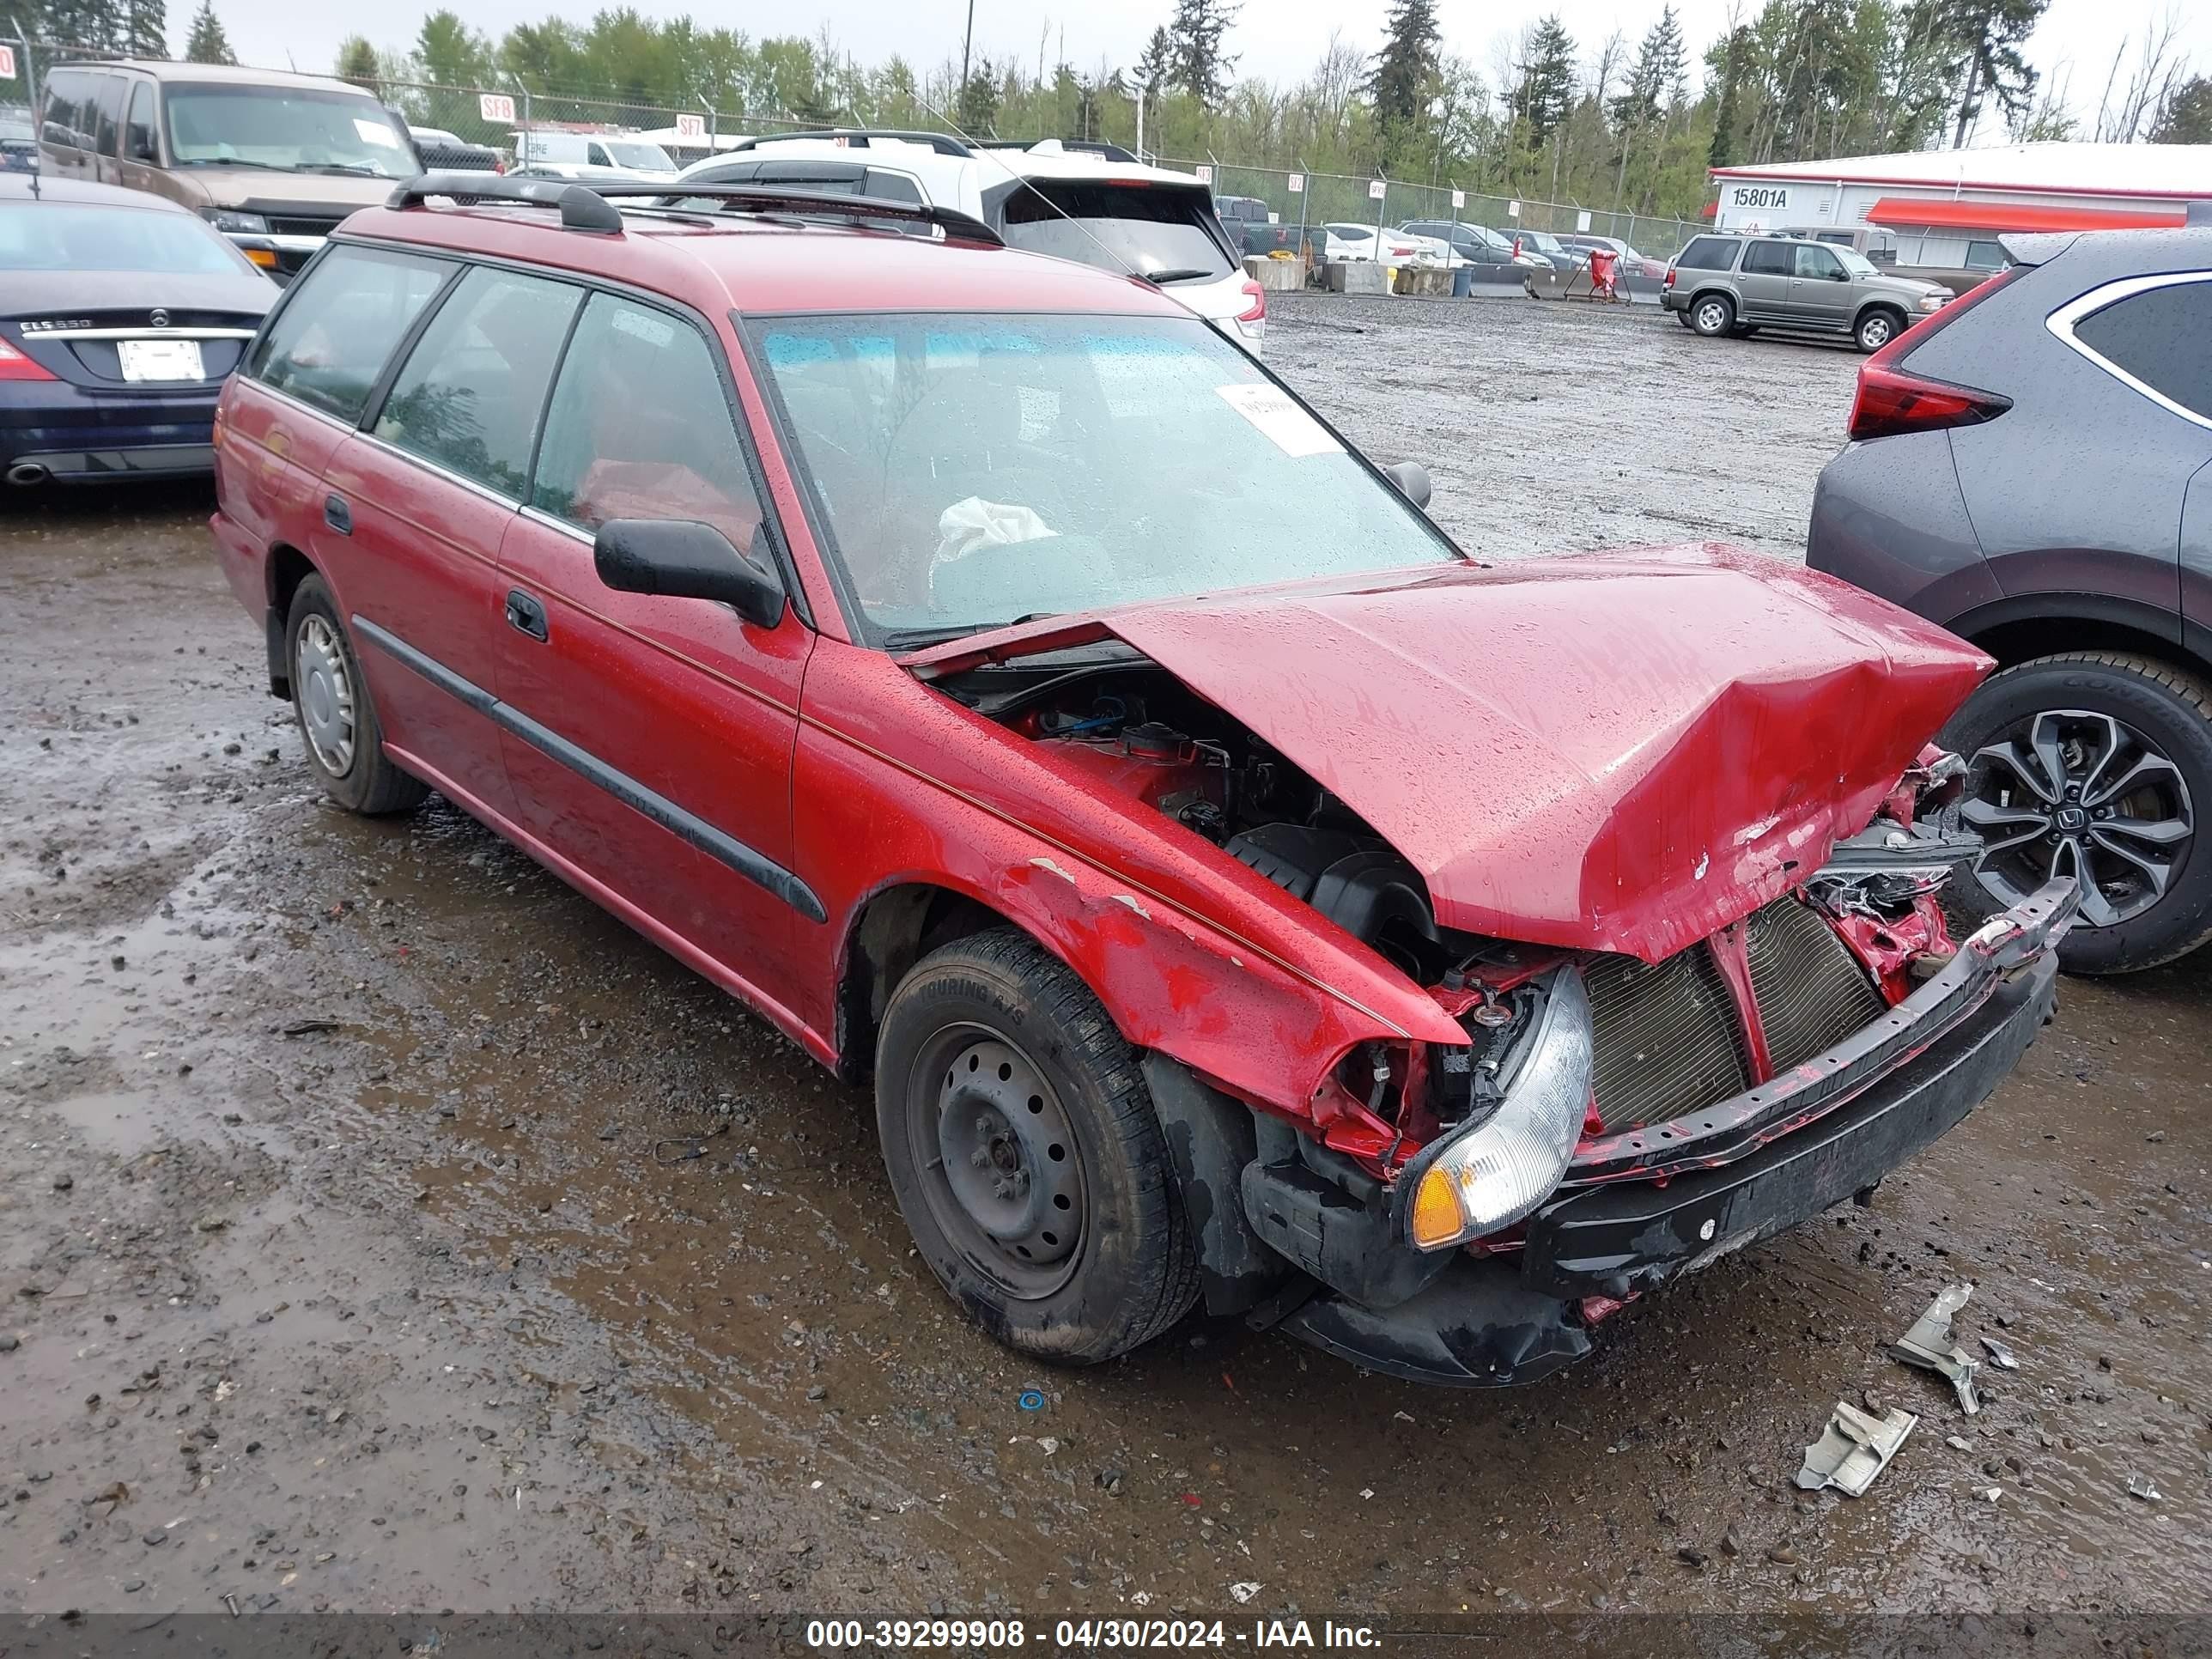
[{"xmin": 39, "ymin": 61, "xmax": 421, "ymax": 282}]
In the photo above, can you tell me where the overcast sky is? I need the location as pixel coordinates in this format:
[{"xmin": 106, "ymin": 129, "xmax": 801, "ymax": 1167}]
[{"xmin": 214, "ymin": 0, "xmax": 2203, "ymax": 142}]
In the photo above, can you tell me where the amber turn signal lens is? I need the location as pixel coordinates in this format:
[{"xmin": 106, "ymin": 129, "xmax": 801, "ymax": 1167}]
[
  {"xmin": 1409, "ymin": 1168, "xmax": 1463, "ymax": 1250},
  {"xmin": 245, "ymin": 246, "xmax": 277, "ymax": 269}
]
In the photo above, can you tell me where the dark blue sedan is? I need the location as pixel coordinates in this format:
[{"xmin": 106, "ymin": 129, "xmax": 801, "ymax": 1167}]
[{"xmin": 1, "ymin": 173, "xmax": 274, "ymax": 485}]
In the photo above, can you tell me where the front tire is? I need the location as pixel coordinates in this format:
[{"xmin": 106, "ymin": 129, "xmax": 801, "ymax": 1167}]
[
  {"xmin": 1689, "ymin": 293, "xmax": 1735, "ymax": 337},
  {"xmin": 1943, "ymin": 652, "xmax": 2212, "ymax": 973},
  {"xmin": 875, "ymin": 928, "xmax": 1200, "ymax": 1365},
  {"xmin": 1856, "ymin": 307, "xmax": 1905, "ymax": 353},
  {"xmin": 285, "ymin": 575, "xmax": 427, "ymax": 817}
]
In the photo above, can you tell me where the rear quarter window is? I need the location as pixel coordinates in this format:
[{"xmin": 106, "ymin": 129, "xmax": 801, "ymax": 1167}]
[
  {"xmin": 251, "ymin": 245, "xmax": 453, "ymax": 422},
  {"xmin": 999, "ymin": 181, "xmax": 1232, "ymax": 282},
  {"xmin": 2070, "ymin": 276, "xmax": 2212, "ymax": 422},
  {"xmin": 1675, "ymin": 237, "xmax": 1739, "ymax": 270}
]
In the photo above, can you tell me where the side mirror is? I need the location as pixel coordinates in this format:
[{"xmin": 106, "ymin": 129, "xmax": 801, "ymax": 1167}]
[
  {"xmin": 1382, "ymin": 459, "xmax": 1431, "ymax": 510},
  {"xmin": 594, "ymin": 518, "xmax": 786, "ymax": 629}
]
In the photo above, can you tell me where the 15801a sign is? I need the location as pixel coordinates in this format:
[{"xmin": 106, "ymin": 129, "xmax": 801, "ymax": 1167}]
[{"xmin": 1726, "ymin": 184, "xmax": 1792, "ymax": 211}]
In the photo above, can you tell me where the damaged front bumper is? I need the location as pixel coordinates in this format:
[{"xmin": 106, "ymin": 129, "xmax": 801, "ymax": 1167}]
[{"xmin": 1278, "ymin": 878, "xmax": 2075, "ymax": 1388}]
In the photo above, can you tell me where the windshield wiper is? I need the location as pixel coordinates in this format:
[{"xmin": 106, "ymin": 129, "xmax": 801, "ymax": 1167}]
[
  {"xmin": 297, "ymin": 162, "xmax": 384, "ymax": 177},
  {"xmin": 1139, "ymin": 268, "xmax": 1214, "ymax": 285}
]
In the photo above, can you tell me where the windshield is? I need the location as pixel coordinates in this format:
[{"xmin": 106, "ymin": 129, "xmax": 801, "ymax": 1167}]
[
  {"xmin": 999, "ymin": 182, "xmax": 1232, "ymax": 282},
  {"xmin": 166, "ymin": 85, "xmax": 416, "ymax": 177},
  {"xmin": 1520, "ymin": 231, "xmax": 1561, "ymax": 252},
  {"xmin": 1835, "ymin": 246, "xmax": 1880, "ymax": 277},
  {"xmin": 603, "ymin": 140, "xmax": 675, "ymax": 171},
  {"xmin": 0, "ymin": 202, "xmax": 252, "ymax": 273},
  {"xmin": 753, "ymin": 312, "xmax": 1460, "ymax": 644}
]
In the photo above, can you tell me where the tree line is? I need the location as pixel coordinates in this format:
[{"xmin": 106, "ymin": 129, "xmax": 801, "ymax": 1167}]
[{"xmin": 15, "ymin": 0, "xmax": 2209, "ymax": 222}]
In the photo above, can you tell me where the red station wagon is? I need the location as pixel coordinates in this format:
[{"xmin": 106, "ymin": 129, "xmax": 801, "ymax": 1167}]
[{"xmin": 210, "ymin": 173, "xmax": 2076, "ymax": 1386}]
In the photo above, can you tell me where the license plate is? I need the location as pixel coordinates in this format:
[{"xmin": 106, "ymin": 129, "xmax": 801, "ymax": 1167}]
[{"xmin": 118, "ymin": 339, "xmax": 204, "ymax": 382}]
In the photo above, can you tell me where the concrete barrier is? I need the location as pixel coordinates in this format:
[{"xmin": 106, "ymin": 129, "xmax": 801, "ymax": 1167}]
[
  {"xmin": 1323, "ymin": 261, "xmax": 1388, "ymax": 295},
  {"xmin": 1392, "ymin": 265, "xmax": 1455, "ymax": 297},
  {"xmin": 1243, "ymin": 253, "xmax": 1305, "ymax": 293}
]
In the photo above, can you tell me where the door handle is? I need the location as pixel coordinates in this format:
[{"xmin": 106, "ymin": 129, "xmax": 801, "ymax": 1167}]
[
  {"xmin": 505, "ymin": 588, "xmax": 550, "ymax": 642},
  {"xmin": 323, "ymin": 494, "xmax": 351, "ymax": 536}
]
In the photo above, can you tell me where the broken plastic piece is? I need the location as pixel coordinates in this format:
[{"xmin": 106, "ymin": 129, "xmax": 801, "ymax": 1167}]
[
  {"xmin": 1979, "ymin": 1334, "xmax": 2019, "ymax": 1370},
  {"xmin": 2126, "ymin": 1474, "xmax": 2161, "ymax": 1503},
  {"xmin": 1796, "ymin": 1401, "xmax": 1918, "ymax": 1497},
  {"xmin": 1889, "ymin": 1283, "xmax": 1981, "ymax": 1415}
]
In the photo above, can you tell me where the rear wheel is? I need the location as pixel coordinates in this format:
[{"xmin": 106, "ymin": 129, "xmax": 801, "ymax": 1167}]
[
  {"xmin": 285, "ymin": 575, "xmax": 427, "ymax": 816},
  {"xmin": 1689, "ymin": 294, "xmax": 1735, "ymax": 337},
  {"xmin": 1856, "ymin": 307, "xmax": 1905, "ymax": 353},
  {"xmin": 1943, "ymin": 652, "xmax": 2212, "ymax": 973},
  {"xmin": 875, "ymin": 929, "xmax": 1200, "ymax": 1364}
]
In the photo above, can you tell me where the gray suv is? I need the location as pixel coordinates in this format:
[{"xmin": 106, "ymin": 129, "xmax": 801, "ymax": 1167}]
[
  {"xmin": 1808, "ymin": 222, "xmax": 2212, "ymax": 972},
  {"xmin": 1663, "ymin": 232, "xmax": 1953, "ymax": 352}
]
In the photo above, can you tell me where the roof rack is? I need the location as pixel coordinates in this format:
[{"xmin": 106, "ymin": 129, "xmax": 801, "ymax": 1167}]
[
  {"xmin": 388, "ymin": 171, "xmax": 1003, "ymax": 246},
  {"xmin": 723, "ymin": 128, "xmax": 976, "ymax": 157},
  {"xmin": 973, "ymin": 138, "xmax": 1142, "ymax": 164}
]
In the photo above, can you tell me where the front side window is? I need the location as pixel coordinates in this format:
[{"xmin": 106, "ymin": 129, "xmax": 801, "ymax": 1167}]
[
  {"xmin": 375, "ymin": 267, "xmax": 581, "ymax": 497},
  {"xmin": 1793, "ymin": 245, "xmax": 1843, "ymax": 280},
  {"xmin": 125, "ymin": 82, "xmax": 156, "ymax": 161},
  {"xmin": 0, "ymin": 202, "xmax": 252, "ymax": 274},
  {"xmin": 532, "ymin": 294, "xmax": 763, "ymax": 555},
  {"xmin": 253, "ymin": 245, "xmax": 453, "ymax": 422},
  {"xmin": 1000, "ymin": 182, "xmax": 1232, "ymax": 283},
  {"xmin": 165, "ymin": 84, "xmax": 416, "ymax": 179},
  {"xmin": 2069, "ymin": 276, "xmax": 2212, "ymax": 422},
  {"xmin": 753, "ymin": 312, "xmax": 1459, "ymax": 646}
]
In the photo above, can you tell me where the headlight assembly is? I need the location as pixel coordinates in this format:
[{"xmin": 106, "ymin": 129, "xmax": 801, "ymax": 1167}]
[
  {"xmin": 201, "ymin": 208, "xmax": 270, "ymax": 235},
  {"xmin": 1401, "ymin": 965, "xmax": 1594, "ymax": 1252}
]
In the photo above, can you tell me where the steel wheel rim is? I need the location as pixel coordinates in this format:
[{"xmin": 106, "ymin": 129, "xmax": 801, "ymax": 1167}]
[
  {"xmin": 1695, "ymin": 300, "xmax": 1728, "ymax": 332},
  {"xmin": 908, "ymin": 1023, "xmax": 1087, "ymax": 1301},
  {"xmin": 295, "ymin": 615, "xmax": 356, "ymax": 776},
  {"xmin": 1962, "ymin": 706, "xmax": 2194, "ymax": 928}
]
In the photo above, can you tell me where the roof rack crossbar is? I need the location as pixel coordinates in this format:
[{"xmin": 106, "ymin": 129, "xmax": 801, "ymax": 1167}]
[
  {"xmin": 725, "ymin": 128, "xmax": 976, "ymax": 157},
  {"xmin": 388, "ymin": 172, "xmax": 1002, "ymax": 246}
]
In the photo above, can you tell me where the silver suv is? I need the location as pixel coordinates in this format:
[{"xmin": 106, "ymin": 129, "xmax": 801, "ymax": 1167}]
[{"xmin": 1662, "ymin": 232, "xmax": 1953, "ymax": 352}]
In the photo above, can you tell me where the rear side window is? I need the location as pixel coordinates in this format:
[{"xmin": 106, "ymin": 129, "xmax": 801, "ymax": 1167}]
[
  {"xmin": 374, "ymin": 267, "xmax": 581, "ymax": 497},
  {"xmin": 1741, "ymin": 241, "xmax": 1792, "ymax": 275},
  {"xmin": 1675, "ymin": 237, "xmax": 1738, "ymax": 270},
  {"xmin": 40, "ymin": 70, "xmax": 89, "ymax": 147},
  {"xmin": 1000, "ymin": 181, "xmax": 1232, "ymax": 282},
  {"xmin": 252, "ymin": 246, "xmax": 453, "ymax": 422},
  {"xmin": 2069, "ymin": 276, "xmax": 2212, "ymax": 423},
  {"xmin": 532, "ymin": 295, "xmax": 763, "ymax": 556}
]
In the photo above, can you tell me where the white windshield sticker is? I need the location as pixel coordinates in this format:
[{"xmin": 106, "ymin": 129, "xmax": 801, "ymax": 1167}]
[
  {"xmin": 1214, "ymin": 381, "xmax": 1342, "ymax": 458},
  {"xmin": 354, "ymin": 118, "xmax": 400, "ymax": 149}
]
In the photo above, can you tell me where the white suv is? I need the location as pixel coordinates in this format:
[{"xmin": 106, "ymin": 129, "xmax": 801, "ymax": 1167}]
[
  {"xmin": 675, "ymin": 131, "xmax": 1266, "ymax": 351},
  {"xmin": 513, "ymin": 131, "xmax": 680, "ymax": 183}
]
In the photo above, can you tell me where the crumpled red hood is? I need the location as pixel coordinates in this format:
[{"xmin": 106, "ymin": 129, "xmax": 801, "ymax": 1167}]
[{"xmin": 907, "ymin": 545, "xmax": 1993, "ymax": 963}]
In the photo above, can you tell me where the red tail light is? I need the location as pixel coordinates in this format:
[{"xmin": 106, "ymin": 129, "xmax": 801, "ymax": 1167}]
[
  {"xmin": 1237, "ymin": 279, "xmax": 1266, "ymax": 324},
  {"xmin": 0, "ymin": 337, "xmax": 57, "ymax": 381},
  {"xmin": 1846, "ymin": 264, "xmax": 2027, "ymax": 441},
  {"xmin": 1662, "ymin": 264, "xmax": 1677, "ymax": 289}
]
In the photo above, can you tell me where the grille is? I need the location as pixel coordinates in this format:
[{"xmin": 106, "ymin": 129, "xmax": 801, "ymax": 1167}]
[
  {"xmin": 1747, "ymin": 897, "xmax": 1887, "ymax": 1073},
  {"xmin": 1584, "ymin": 943, "xmax": 1750, "ymax": 1133},
  {"xmin": 266, "ymin": 214, "xmax": 343, "ymax": 238},
  {"xmin": 1582, "ymin": 896, "xmax": 1886, "ymax": 1133}
]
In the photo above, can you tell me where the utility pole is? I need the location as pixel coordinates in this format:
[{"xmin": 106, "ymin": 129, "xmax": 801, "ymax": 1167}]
[{"xmin": 960, "ymin": 0, "xmax": 975, "ymax": 101}]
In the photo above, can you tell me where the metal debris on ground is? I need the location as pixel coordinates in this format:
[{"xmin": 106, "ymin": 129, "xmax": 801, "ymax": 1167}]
[
  {"xmin": 280, "ymin": 1018, "xmax": 341, "ymax": 1037},
  {"xmin": 1229, "ymin": 1583, "xmax": 1262, "ymax": 1604},
  {"xmin": 653, "ymin": 1123, "xmax": 728, "ymax": 1164},
  {"xmin": 1796, "ymin": 1401, "xmax": 1918, "ymax": 1497},
  {"xmin": 1980, "ymin": 1335, "xmax": 2021, "ymax": 1370},
  {"xmin": 2126, "ymin": 1474, "xmax": 2161, "ymax": 1503},
  {"xmin": 1889, "ymin": 1283, "xmax": 1982, "ymax": 1414}
]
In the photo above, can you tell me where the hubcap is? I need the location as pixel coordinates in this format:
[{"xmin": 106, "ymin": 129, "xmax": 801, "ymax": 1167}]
[
  {"xmin": 912, "ymin": 1028, "xmax": 1086, "ymax": 1299},
  {"xmin": 295, "ymin": 615, "xmax": 356, "ymax": 776},
  {"xmin": 1962, "ymin": 707, "xmax": 2194, "ymax": 929}
]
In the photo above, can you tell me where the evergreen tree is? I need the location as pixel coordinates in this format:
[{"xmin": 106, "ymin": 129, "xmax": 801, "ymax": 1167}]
[
  {"xmin": 1366, "ymin": 0, "xmax": 1440, "ymax": 131},
  {"xmin": 1514, "ymin": 15, "xmax": 1577, "ymax": 143},
  {"xmin": 1611, "ymin": 5, "xmax": 1686, "ymax": 131},
  {"xmin": 956, "ymin": 61, "xmax": 1000, "ymax": 132},
  {"xmin": 335, "ymin": 34, "xmax": 380, "ymax": 86},
  {"xmin": 2148, "ymin": 74, "xmax": 2212, "ymax": 143},
  {"xmin": 1166, "ymin": 0, "xmax": 1238, "ymax": 107},
  {"xmin": 1946, "ymin": 0, "xmax": 2046, "ymax": 147},
  {"xmin": 182, "ymin": 0, "xmax": 234, "ymax": 65},
  {"xmin": 121, "ymin": 0, "xmax": 165, "ymax": 56},
  {"xmin": 416, "ymin": 11, "xmax": 496, "ymax": 88},
  {"xmin": 1132, "ymin": 25, "xmax": 1173, "ymax": 94},
  {"xmin": 1706, "ymin": 23, "xmax": 1753, "ymax": 167}
]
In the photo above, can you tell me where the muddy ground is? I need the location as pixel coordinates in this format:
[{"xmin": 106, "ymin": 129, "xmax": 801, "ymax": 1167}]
[{"xmin": 3, "ymin": 297, "xmax": 2209, "ymax": 1624}]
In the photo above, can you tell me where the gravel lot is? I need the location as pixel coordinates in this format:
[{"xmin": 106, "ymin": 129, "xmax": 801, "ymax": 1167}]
[{"xmin": 3, "ymin": 295, "xmax": 2208, "ymax": 1629}]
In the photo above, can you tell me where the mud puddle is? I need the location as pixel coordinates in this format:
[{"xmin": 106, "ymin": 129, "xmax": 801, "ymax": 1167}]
[{"xmin": 3, "ymin": 334, "xmax": 2209, "ymax": 1621}]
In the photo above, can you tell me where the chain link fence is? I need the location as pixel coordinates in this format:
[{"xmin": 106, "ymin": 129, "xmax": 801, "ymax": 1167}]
[{"xmin": 3, "ymin": 43, "xmax": 1705, "ymax": 261}]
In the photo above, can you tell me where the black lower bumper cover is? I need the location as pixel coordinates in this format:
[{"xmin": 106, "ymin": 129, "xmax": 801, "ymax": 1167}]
[{"xmin": 1281, "ymin": 950, "xmax": 2057, "ymax": 1388}]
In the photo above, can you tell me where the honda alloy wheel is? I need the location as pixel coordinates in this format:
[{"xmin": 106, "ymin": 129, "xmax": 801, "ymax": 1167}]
[
  {"xmin": 1963, "ymin": 708, "xmax": 2191, "ymax": 927},
  {"xmin": 1945, "ymin": 653, "xmax": 2212, "ymax": 972}
]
